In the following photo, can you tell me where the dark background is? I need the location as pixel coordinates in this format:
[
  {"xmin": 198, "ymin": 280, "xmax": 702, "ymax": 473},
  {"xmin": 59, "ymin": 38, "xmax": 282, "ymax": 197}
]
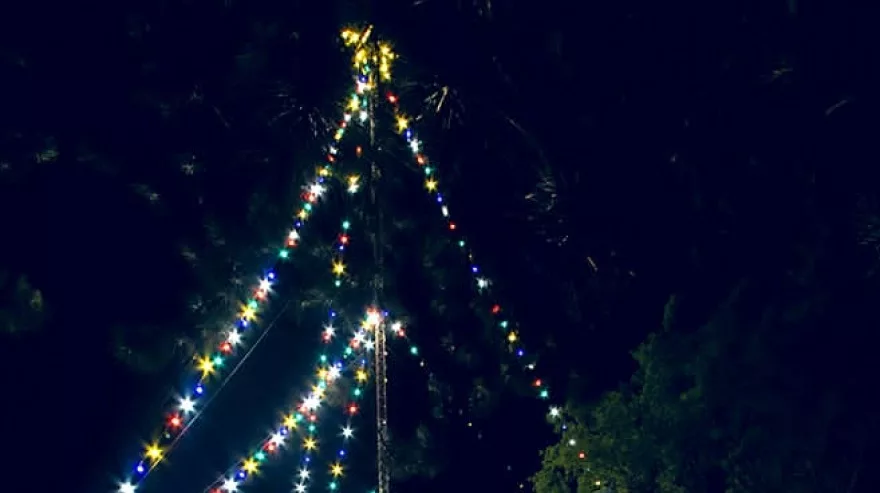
[{"xmin": 1, "ymin": 1, "xmax": 877, "ymax": 492}]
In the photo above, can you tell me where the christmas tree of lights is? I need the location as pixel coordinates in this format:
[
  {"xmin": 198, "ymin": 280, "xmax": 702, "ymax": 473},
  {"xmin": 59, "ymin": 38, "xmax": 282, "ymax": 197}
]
[{"xmin": 114, "ymin": 25, "xmax": 602, "ymax": 493}]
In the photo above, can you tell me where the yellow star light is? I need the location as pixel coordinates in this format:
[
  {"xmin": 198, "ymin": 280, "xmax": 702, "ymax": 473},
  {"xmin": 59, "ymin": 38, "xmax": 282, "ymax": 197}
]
[
  {"xmin": 283, "ymin": 414, "xmax": 298, "ymax": 429},
  {"xmin": 303, "ymin": 437, "xmax": 318, "ymax": 451},
  {"xmin": 317, "ymin": 368, "xmax": 328, "ymax": 380},
  {"xmin": 330, "ymin": 462, "xmax": 344, "ymax": 477},
  {"xmin": 145, "ymin": 443, "xmax": 163, "ymax": 463},
  {"xmin": 508, "ymin": 331, "xmax": 518, "ymax": 343},
  {"xmin": 425, "ymin": 179, "xmax": 438, "ymax": 191},
  {"xmin": 332, "ymin": 261, "xmax": 346, "ymax": 276},
  {"xmin": 242, "ymin": 458, "xmax": 259, "ymax": 474},
  {"xmin": 355, "ymin": 369, "xmax": 368, "ymax": 383},
  {"xmin": 197, "ymin": 355, "xmax": 215, "ymax": 377},
  {"xmin": 348, "ymin": 95, "xmax": 360, "ymax": 111},
  {"xmin": 396, "ymin": 116, "xmax": 409, "ymax": 133},
  {"xmin": 312, "ymin": 385, "xmax": 326, "ymax": 398},
  {"xmin": 298, "ymin": 209, "xmax": 309, "ymax": 220},
  {"xmin": 241, "ymin": 305, "xmax": 256, "ymax": 321}
]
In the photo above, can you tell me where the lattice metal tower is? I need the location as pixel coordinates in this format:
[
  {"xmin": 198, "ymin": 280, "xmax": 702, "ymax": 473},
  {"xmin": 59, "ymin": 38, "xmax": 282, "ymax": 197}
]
[{"xmin": 365, "ymin": 28, "xmax": 391, "ymax": 493}]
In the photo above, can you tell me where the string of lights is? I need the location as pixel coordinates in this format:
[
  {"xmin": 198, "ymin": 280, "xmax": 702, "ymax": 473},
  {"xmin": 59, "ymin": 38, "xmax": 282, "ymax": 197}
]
[
  {"xmin": 340, "ymin": 25, "xmax": 588, "ymax": 488},
  {"xmin": 200, "ymin": 308, "xmax": 377, "ymax": 493},
  {"xmin": 114, "ymin": 59, "xmax": 374, "ymax": 493},
  {"xmin": 204, "ymin": 69, "xmax": 379, "ymax": 492}
]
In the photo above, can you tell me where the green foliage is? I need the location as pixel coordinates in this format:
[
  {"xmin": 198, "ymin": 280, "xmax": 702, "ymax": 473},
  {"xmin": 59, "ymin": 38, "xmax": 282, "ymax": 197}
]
[
  {"xmin": 535, "ymin": 265, "xmax": 875, "ymax": 493},
  {"xmin": 0, "ymin": 271, "xmax": 45, "ymax": 334}
]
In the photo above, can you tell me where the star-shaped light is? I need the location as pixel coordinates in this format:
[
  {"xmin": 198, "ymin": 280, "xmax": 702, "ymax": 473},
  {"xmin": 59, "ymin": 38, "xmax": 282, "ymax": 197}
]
[
  {"xmin": 327, "ymin": 366, "xmax": 341, "ymax": 381},
  {"xmin": 222, "ymin": 478, "xmax": 238, "ymax": 492},
  {"xmin": 270, "ymin": 432, "xmax": 286, "ymax": 447},
  {"xmin": 332, "ymin": 261, "xmax": 346, "ymax": 276},
  {"xmin": 355, "ymin": 369, "xmax": 368, "ymax": 383},
  {"xmin": 294, "ymin": 482, "xmax": 307, "ymax": 493},
  {"xmin": 323, "ymin": 325, "xmax": 336, "ymax": 339},
  {"xmin": 226, "ymin": 329, "xmax": 242, "ymax": 346},
  {"xmin": 145, "ymin": 443, "xmax": 163, "ymax": 462},
  {"xmin": 303, "ymin": 394, "xmax": 321, "ymax": 411},
  {"xmin": 425, "ymin": 178, "xmax": 438, "ymax": 192},
  {"xmin": 476, "ymin": 277, "xmax": 490, "ymax": 290},
  {"xmin": 179, "ymin": 396, "xmax": 196, "ymax": 414},
  {"xmin": 330, "ymin": 462, "xmax": 344, "ymax": 477},
  {"xmin": 396, "ymin": 116, "xmax": 409, "ymax": 133},
  {"xmin": 549, "ymin": 406, "xmax": 561, "ymax": 418},
  {"xmin": 258, "ymin": 278, "xmax": 272, "ymax": 292},
  {"xmin": 303, "ymin": 437, "xmax": 317, "ymax": 451},
  {"xmin": 353, "ymin": 331, "xmax": 366, "ymax": 344},
  {"xmin": 240, "ymin": 305, "xmax": 257, "ymax": 321},
  {"xmin": 341, "ymin": 425, "xmax": 354, "ymax": 439},
  {"xmin": 197, "ymin": 355, "xmax": 215, "ymax": 378},
  {"xmin": 410, "ymin": 139, "xmax": 420, "ymax": 153},
  {"xmin": 288, "ymin": 229, "xmax": 300, "ymax": 244},
  {"xmin": 308, "ymin": 182, "xmax": 326, "ymax": 198},
  {"xmin": 283, "ymin": 414, "xmax": 298, "ymax": 429},
  {"xmin": 364, "ymin": 339, "xmax": 375, "ymax": 351},
  {"xmin": 298, "ymin": 467, "xmax": 310, "ymax": 480},
  {"xmin": 242, "ymin": 458, "xmax": 259, "ymax": 474},
  {"xmin": 118, "ymin": 481, "xmax": 136, "ymax": 493}
]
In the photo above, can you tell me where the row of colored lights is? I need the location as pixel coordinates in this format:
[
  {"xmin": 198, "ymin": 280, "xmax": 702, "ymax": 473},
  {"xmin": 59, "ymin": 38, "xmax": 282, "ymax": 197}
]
[
  {"xmin": 201, "ymin": 308, "xmax": 379, "ymax": 493},
  {"xmin": 115, "ymin": 57, "xmax": 376, "ymax": 493},
  {"xmin": 205, "ymin": 69, "xmax": 382, "ymax": 493},
  {"xmin": 339, "ymin": 26, "xmax": 592, "ymax": 488},
  {"xmin": 386, "ymin": 93, "xmax": 582, "ymax": 487}
]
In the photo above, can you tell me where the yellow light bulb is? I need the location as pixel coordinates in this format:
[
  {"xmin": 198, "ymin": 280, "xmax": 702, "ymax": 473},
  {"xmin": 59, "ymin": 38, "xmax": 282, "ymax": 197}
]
[
  {"xmin": 303, "ymin": 437, "xmax": 317, "ymax": 451},
  {"xmin": 332, "ymin": 261, "xmax": 346, "ymax": 276},
  {"xmin": 330, "ymin": 462, "xmax": 344, "ymax": 477},
  {"xmin": 241, "ymin": 305, "xmax": 256, "ymax": 321},
  {"xmin": 425, "ymin": 179, "xmax": 438, "ymax": 191},
  {"xmin": 508, "ymin": 331, "xmax": 518, "ymax": 343},
  {"xmin": 283, "ymin": 414, "xmax": 298, "ymax": 429},
  {"xmin": 355, "ymin": 369, "xmax": 368, "ymax": 382},
  {"xmin": 317, "ymin": 368, "xmax": 328, "ymax": 380},
  {"xmin": 242, "ymin": 458, "xmax": 259, "ymax": 474},
  {"xmin": 145, "ymin": 443, "xmax": 163, "ymax": 462},
  {"xmin": 396, "ymin": 116, "xmax": 409, "ymax": 133},
  {"xmin": 197, "ymin": 355, "xmax": 215, "ymax": 377}
]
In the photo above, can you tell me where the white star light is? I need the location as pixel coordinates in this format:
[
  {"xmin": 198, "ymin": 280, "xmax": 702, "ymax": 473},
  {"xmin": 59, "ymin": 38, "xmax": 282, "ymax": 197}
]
[
  {"xmin": 353, "ymin": 330, "xmax": 366, "ymax": 344},
  {"xmin": 179, "ymin": 396, "xmax": 196, "ymax": 414},
  {"xmin": 118, "ymin": 481, "xmax": 136, "ymax": 493},
  {"xmin": 298, "ymin": 467, "xmax": 310, "ymax": 480},
  {"xmin": 227, "ymin": 330, "xmax": 242, "ymax": 346},
  {"xmin": 549, "ymin": 406, "xmax": 561, "ymax": 418},
  {"xmin": 328, "ymin": 366, "xmax": 341, "ymax": 380},
  {"xmin": 341, "ymin": 426, "xmax": 354, "ymax": 439},
  {"xmin": 309, "ymin": 183, "xmax": 326, "ymax": 198},
  {"xmin": 476, "ymin": 277, "xmax": 490, "ymax": 290},
  {"xmin": 259, "ymin": 278, "xmax": 272, "ymax": 291},
  {"xmin": 294, "ymin": 482, "xmax": 307, "ymax": 493},
  {"xmin": 270, "ymin": 432, "xmax": 286, "ymax": 446},
  {"xmin": 410, "ymin": 140, "xmax": 420, "ymax": 153},
  {"xmin": 222, "ymin": 478, "xmax": 239, "ymax": 491},
  {"xmin": 364, "ymin": 339, "xmax": 375, "ymax": 351},
  {"xmin": 323, "ymin": 325, "xmax": 336, "ymax": 339},
  {"xmin": 303, "ymin": 394, "xmax": 321, "ymax": 411}
]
